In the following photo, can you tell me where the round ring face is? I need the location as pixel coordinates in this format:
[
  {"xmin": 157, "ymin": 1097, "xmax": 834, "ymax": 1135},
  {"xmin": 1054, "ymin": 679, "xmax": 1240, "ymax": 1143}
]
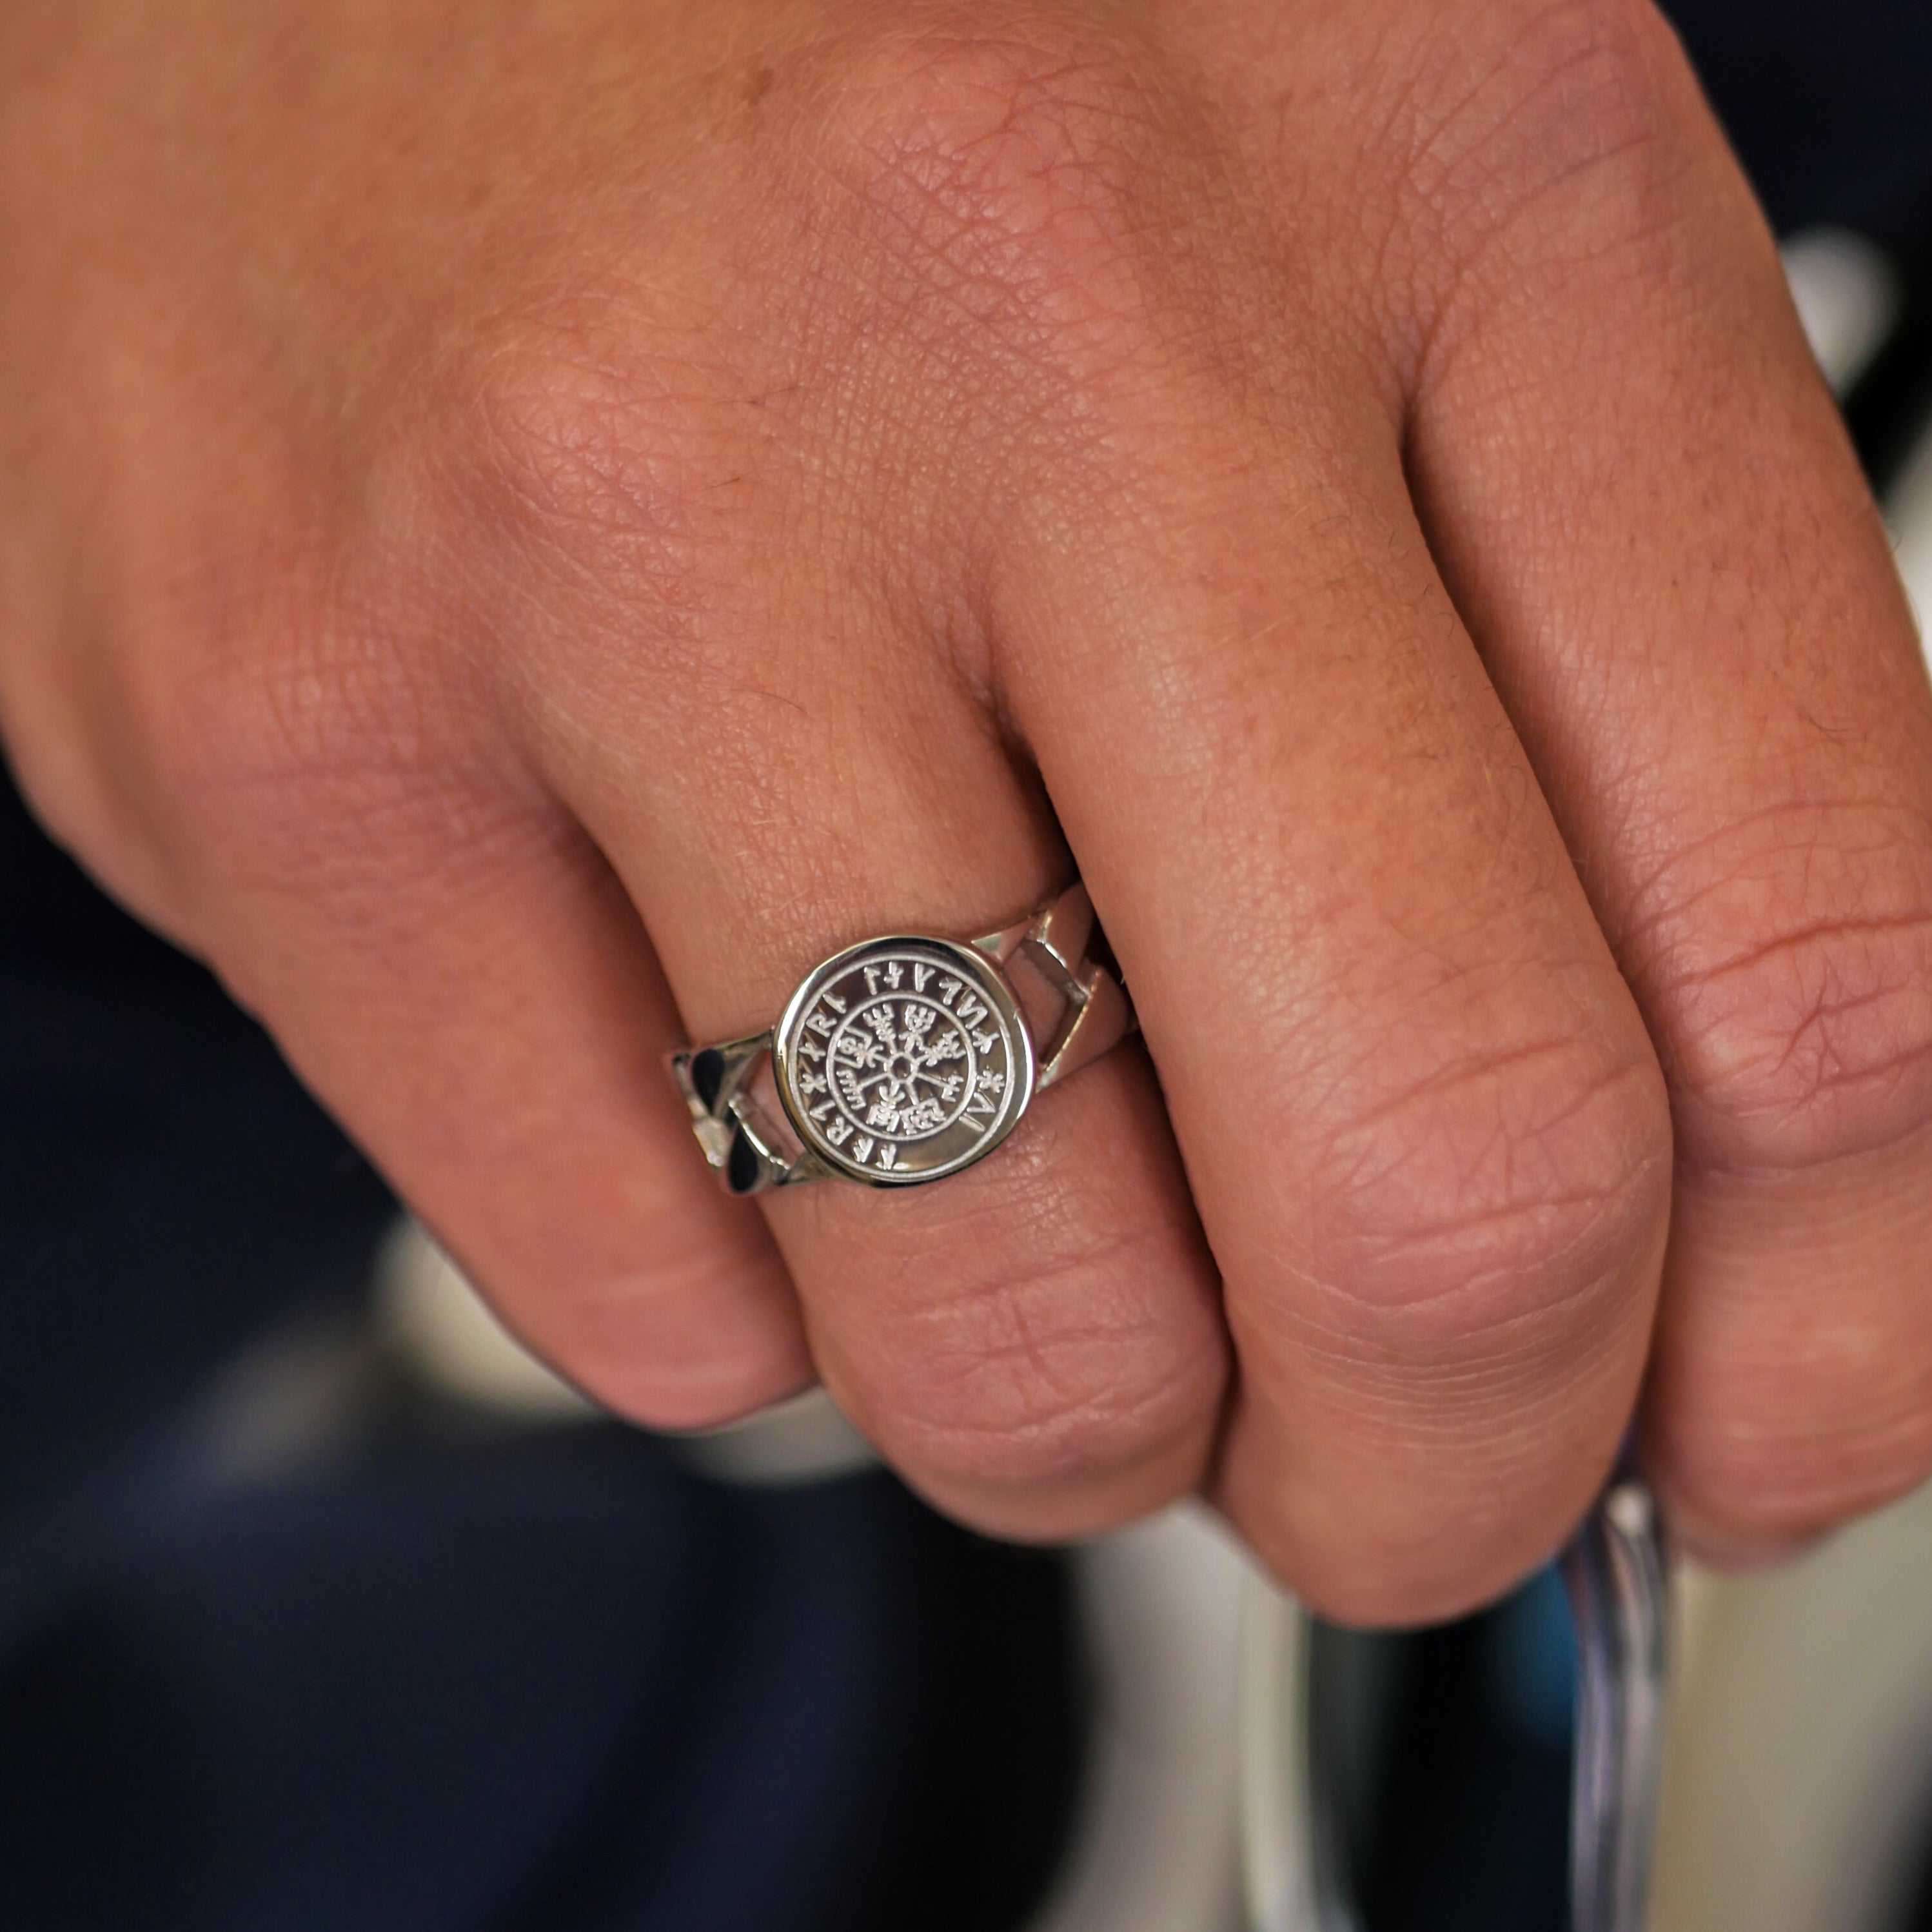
[{"xmin": 774, "ymin": 937, "xmax": 1035, "ymax": 1185}]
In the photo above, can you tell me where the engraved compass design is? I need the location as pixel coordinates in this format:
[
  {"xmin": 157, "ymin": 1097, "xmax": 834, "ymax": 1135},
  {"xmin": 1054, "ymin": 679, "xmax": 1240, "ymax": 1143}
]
[{"xmin": 774, "ymin": 938, "xmax": 1034, "ymax": 1185}]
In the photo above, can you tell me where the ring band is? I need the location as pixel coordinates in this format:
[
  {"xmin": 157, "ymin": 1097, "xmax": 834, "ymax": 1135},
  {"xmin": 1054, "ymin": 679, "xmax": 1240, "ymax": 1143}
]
[{"xmin": 672, "ymin": 882, "xmax": 1132, "ymax": 1192}]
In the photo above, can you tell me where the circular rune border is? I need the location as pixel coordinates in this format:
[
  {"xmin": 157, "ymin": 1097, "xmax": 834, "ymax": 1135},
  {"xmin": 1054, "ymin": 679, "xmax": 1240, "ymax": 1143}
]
[{"xmin": 774, "ymin": 935, "xmax": 1036, "ymax": 1185}]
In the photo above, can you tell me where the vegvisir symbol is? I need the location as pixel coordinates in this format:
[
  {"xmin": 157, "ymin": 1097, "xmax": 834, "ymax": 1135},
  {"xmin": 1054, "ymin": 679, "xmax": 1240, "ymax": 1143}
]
[
  {"xmin": 827, "ymin": 995, "xmax": 980, "ymax": 1141},
  {"xmin": 781, "ymin": 941, "xmax": 1025, "ymax": 1181}
]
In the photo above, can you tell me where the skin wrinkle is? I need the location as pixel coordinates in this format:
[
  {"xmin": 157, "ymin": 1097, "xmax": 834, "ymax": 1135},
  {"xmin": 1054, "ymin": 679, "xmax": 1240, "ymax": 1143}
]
[
  {"xmin": 818, "ymin": 1139, "xmax": 1199, "ymax": 1349},
  {"xmin": 1664, "ymin": 911, "xmax": 1932, "ymax": 1010},
  {"xmin": 878, "ymin": 1355, "xmax": 1221, "ymax": 1486},
  {"xmin": 838, "ymin": 1335, "xmax": 1221, "ymax": 1503},
  {"xmin": 1319, "ymin": 1034, "xmax": 1659, "ymax": 1206},
  {"xmin": 871, "ymin": 1225, "xmax": 1215, "ymax": 1381},
  {"xmin": 880, "ymin": 1270, "xmax": 1205, "ymax": 1441},
  {"xmin": 1280, "ymin": 920, "xmax": 1631, "ymax": 1074},
  {"xmin": 1684, "ymin": 987, "xmax": 1932, "ymax": 1159},
  {"xmin": 1613, "ymin": 815, "xmax": 1932, "ymax": 1161},
  {"xmin": 1228, "ymin": 925, "xmax": 1635, "ymax": 1148},
  {"xmin": 1297, "ymin": 1290, "xmax": 1641, "ymax": 1413},
  {"xmin": 1760, "ymin": 978, "xmax": 1932, "ymax": 1088},
  {"xmin": 1289, "ymin": 1149, "xmax": 1665, "ymax": 1353},
  {"xmin": 1613, "ymin": 799, "xmax": 1932, "ymax": 953},
  {"xmin": 1279, "ymin": 1288, "xmax": 1639, "ymax": 1406}
]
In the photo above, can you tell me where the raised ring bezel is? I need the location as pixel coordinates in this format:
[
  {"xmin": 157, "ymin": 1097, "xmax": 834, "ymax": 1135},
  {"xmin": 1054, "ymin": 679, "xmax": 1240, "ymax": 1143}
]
[{"xmin": 772, "ymin": 934, "xmax": 1036, "ymax": 1187}]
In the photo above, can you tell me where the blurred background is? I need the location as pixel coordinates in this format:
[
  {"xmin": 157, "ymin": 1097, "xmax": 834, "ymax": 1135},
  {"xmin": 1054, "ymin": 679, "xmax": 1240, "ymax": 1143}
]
[{"xmin": 5, "ymin": 4, "xmax": 1932, "ymax": 1928}]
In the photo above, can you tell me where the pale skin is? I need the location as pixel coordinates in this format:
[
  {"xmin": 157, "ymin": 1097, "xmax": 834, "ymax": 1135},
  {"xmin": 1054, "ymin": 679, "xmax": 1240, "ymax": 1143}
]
[{"xmin": 4, "ymin": 0, "xmax": 1931, "ymax": 1626}]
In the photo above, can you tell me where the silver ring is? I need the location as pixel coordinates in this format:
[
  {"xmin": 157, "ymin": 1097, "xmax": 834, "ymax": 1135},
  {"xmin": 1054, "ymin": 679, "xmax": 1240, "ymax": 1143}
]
[{"xmin": 671, "ymin": 881, "xmax": 1132, "ymax": 1192}]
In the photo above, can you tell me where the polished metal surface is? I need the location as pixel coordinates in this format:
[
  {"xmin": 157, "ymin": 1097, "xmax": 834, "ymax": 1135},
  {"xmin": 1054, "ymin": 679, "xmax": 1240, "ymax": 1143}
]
[
  {"xmin": 773, "ymin": 936, "xmax": 1033, "ymax": 1185},
  {"xmin": 671, "ymin": 881, "xmax": 1132, "ymax": 1192},
  {"xmin": 1249, "ymin": 1475, "xmax": 1670, "ymax": 1931},
  {"xmin": 1563, "ymin": 1476, "xmax": 1670, "ymax": 1932}
]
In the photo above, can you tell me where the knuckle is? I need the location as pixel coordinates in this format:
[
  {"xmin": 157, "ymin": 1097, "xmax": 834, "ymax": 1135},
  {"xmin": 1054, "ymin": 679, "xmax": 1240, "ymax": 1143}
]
[
  {"xmin": 812, "ymin": 8, "xmax": 1163, "ymax": 374},
  {"xmin": 144, "ymin": 580, "xmax": 401, "ymax": 836},
  {"xmin": 437, "ymin": 15, "xmax": 1183, "ymax": 635},
  {"xmin": 1489, "ymin": 0, "xmax": 1677, "ymax": 135},
  {"xmin": 433, "ymin": 322, "xmax": 774, "ymax": 732},
  {"xmin": 1398, "ymin": 0, "xmax": 1695, "ymax": 310},
  {"xmin": 453, "ymin": 326, "xmax": 719, "ymax": 610},
  {"xmin": 129, "ymin": 535, "xmax": 509, "ymax": 940},
  {"xmin": 1304, "ymin": 1020, "xmax": 1672, "ymax": 1350},
  {"xmin": 1633, "ymin": 807, "xmax": 1932, "ymax": 1170},
  {"xmin": 198, "ymin": 652, "xmax": 452, "ymax": 856}
]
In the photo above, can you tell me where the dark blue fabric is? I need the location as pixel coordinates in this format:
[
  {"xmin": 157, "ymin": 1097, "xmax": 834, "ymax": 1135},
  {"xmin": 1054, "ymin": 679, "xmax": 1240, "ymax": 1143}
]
[
  {"xmin": 0, "ymin": 1427, "xmax": 1081, "ymax": 1932},
  {"xmin": 0, "ymin": 764, "xmax": 1083, "ymax": 1931},
  {"xmin": 1666, "ymin": 0, "xmax": 1932, "ymax": 248},
  {"xmin": 0, "ymin": 776, "xmax": 393, "ymax": 1540},
  {"xmin": 1664, "ymin": 0, "xmax": 1932, "ymax": 491}
]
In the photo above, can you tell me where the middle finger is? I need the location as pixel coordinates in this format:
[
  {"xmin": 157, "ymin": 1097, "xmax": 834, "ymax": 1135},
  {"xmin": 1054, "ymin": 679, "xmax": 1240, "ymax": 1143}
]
[{"xmin": 1004, "ymin": 362, "xmax": 1673, "ymax": 1625}]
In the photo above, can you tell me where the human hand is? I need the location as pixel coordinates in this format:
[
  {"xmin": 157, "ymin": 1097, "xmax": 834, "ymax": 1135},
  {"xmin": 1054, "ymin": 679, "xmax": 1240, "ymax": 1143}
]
[{"xmin": 5, "ymin": 0, "xmax": 1928, "ymax": 1622}]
